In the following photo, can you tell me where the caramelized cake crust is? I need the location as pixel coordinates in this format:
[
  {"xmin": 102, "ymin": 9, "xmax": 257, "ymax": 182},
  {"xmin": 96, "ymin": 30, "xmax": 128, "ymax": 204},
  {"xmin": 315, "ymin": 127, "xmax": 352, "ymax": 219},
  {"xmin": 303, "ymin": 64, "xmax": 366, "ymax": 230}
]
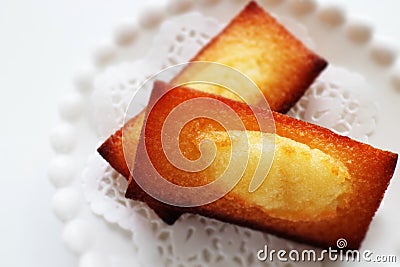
[
  {"xmin": 98, "ymin": 82, "xmax": 398, "ymax": 250},
  {"xmin": 172, "ymin": 1, "xmax": 327, "ymax": 112}
]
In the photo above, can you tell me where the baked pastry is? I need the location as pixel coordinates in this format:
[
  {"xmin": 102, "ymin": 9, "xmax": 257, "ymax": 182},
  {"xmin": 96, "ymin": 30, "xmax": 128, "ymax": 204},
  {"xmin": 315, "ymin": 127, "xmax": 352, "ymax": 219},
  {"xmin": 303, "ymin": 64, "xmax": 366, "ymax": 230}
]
[
  {"xmin": 99, "ymin": 0, "xmax": 328, "ymax": 188},
  {"xmin": 98, "ymin": 0, "xmax": 328, "ymax": 173},
  {"xmin": 99, "ymin": 0, "xmax": 328, "ymax": 181},
  {"xmin": 173, "ymin": 1, "xmax": 327, "ymax": 112},
  {"xmin": 98, "ymin": 81, "xmax": 398, "ymax": 250}
]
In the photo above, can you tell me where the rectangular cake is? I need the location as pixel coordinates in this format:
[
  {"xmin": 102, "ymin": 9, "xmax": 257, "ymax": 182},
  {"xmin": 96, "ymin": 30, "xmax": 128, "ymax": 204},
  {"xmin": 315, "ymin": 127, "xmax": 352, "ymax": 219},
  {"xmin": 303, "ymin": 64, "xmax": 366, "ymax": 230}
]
[
  {"xmin": 172, "ymin": 1, "xmax": 327, "ymax": 112},
  {"xmin": 98, "ymin": 81, "xmax": 398, "ymax": 250}
]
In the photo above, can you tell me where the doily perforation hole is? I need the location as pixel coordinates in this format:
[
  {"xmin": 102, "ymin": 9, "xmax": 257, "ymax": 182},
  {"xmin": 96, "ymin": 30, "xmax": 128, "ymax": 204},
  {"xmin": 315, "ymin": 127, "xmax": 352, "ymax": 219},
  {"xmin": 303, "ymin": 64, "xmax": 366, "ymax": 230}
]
[
  {"xmin": 233, "ymin": 255, "xmax": 244, "ymax": 267},
  {"xmin": 247, "ymin": 253, "xmax": 255, "ymax": 265},
  {"xmin": 186, "ymin": 227, "xmax": 195, "ymax": 241},
  {"xmin": 202, "ymin": 248, "xmax": 212, "ymax": 263},
  {"xmin": 158, "ymin": 230, "xmax": 171, "ymax": 242},
  {"xmin": 158, "ymin": 245, "xmax": 164, "ymax": 256}
]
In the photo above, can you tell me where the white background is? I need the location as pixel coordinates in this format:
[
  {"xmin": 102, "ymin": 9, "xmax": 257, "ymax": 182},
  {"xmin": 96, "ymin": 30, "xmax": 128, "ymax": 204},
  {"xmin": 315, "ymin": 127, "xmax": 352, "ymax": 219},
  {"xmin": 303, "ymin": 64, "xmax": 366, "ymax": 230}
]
[{"xmin": 1, "ymin": 0, "xmax": 399, "ymax": 266}]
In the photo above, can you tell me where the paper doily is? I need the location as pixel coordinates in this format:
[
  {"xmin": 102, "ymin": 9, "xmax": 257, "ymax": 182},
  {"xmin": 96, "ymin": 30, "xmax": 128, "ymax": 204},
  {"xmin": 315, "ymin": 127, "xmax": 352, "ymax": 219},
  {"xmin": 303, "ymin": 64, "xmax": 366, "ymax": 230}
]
[
  {"xmin": 90, "ymin": 12, "xmax": 223, "ymax": 140},
  {"xmin": 83, "ymin": 153, "xmax": 320, "ymax": 267},
  {"xmin": 288, "ymin": 66, "xmax": 377, "ymax": 142},
  {"xmin": 82, "ymin": 10, "xmax": 378, "ymax": 267}
]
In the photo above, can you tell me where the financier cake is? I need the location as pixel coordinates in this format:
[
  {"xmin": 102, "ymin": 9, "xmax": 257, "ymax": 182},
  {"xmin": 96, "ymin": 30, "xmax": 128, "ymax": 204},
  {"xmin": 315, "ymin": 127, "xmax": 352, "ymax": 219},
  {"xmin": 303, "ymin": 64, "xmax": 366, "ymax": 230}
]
[
  {"xmin": 109, "ymin": 0, "xmax": 328, "ymax": 186},
  {"xmin": 98, "ymin": 81, "xmax": 398, "ymax": 250},
  {"xmin": 173, "ymin": 1, "xmax": 327, "ymax": 112},
  {"xmin": 127, "ymin": 1, "xmax": 327, "ymax": 136}
]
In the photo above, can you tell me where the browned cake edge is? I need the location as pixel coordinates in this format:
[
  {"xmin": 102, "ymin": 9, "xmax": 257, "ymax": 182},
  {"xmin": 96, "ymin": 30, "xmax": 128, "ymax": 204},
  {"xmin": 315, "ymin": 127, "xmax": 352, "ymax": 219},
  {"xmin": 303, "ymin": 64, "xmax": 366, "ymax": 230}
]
[
  {"xmin": 98, "ymin": 84, "xmax": 398, "ymax": 250},
  {"xmin": 173, "ymin": 1, "xmax": 327, "ymax": 113}
]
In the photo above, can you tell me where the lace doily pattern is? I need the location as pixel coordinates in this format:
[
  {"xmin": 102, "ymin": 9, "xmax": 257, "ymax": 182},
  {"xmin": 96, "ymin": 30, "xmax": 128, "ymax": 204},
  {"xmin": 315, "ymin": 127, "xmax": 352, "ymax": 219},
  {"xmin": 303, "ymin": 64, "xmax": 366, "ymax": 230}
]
[
  {"xmin": 288, "ymin": 66, "xmax": 377, "ymax": 142},
  {"xmin": 90, "ymin": 59, "xmax": 164, "ymax": 139},
  {"xmin": 83, "ymin": 154, "xmax": 321, "ymax": 267},
  {"xmin": 90, "ymin": 13, "xmax": 222, "ymax": 139},
  {"xmin": 83, "ymin": 10, "xmax": 377, "ymax": 267},
  {"xmin": 135, "ymin": 213, "xmax": 318, "ymax": 267},
  {"xmin": 146, "ymin": 12, "xmax": 223, "ymax": 70},
  {"xmin": 82, "ymin": 154, "xmax": 155, "ymax": 231}
]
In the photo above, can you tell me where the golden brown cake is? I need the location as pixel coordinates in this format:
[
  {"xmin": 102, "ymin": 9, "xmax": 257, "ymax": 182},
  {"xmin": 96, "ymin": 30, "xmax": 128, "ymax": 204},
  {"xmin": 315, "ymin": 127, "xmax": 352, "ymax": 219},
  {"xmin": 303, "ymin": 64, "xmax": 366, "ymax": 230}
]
[
  {"xmin": 173, "ymin": 1, "xmax": 327, "ymax": 112},
  {"xmin": 98, "ymin": 81, "xmax": 398, "ymax": 250},
  {"xmin": 98, "ymin": 0, "xmax": 329, "ymax": 190},
  {"xmin": 98, "ymin": 0, "xmax": 328, "ymax": 191}
]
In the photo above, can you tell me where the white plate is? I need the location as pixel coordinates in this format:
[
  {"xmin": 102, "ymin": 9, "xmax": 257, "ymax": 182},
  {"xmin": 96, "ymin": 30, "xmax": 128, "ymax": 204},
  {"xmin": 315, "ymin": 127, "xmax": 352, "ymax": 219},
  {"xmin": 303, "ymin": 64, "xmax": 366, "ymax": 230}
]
[{"xmin": 49, "ymin": 0, "xmax": 400, "ymax": 266}]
